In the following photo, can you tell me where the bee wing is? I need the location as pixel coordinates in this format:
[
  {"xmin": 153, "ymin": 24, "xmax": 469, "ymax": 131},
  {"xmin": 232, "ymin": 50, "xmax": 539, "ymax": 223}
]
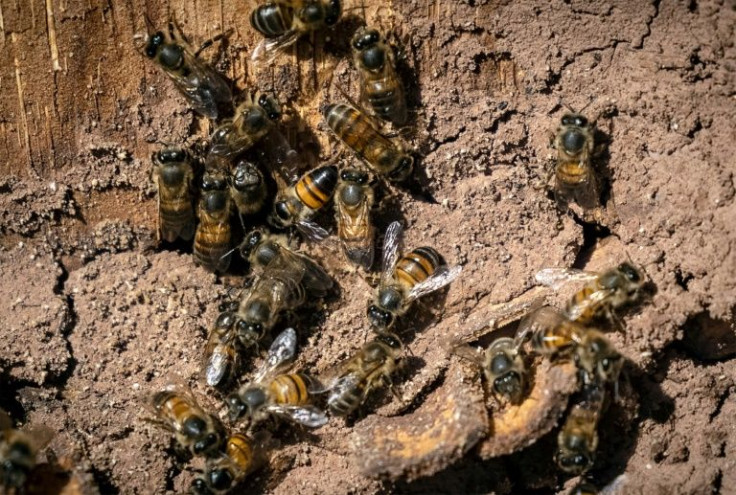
[
  {"xmin": 172, "ymin": 51, "xmax": 232, "ymax": 120},
  {"xmin": 254, "ymin": 328, "xmax": 298, "ymax": 383},
  {"xmin": 251, "ymin": 30, "xmax": 300, "ymax": 65},
  {"xmin": 297, "ymin": 220, "xmax": 330, "ymax": 242},
  {"xmin": 285, "ymin": 250, "xmax": 333, "ymax": 297},
  {"xmin": 381, "ymin": 221, "xmax": 403, "ymax": 286},
  {"xmin": 267, "ymin": 405, "xmax": 328, "ymax": 428},
  {"xmin": 566, "ymin": 288, "xmax": 614, "ymax": 322},
  {"xmin": 535, "ymin": 268, "xmax": 599, "ymax": 290},
  {"xmin": 257, "ymin": 129, "xmax": 303, "ymax": 184},
  {"xmin": 406, "ymin": 264, "xmax": 462, "ymax": 302},
  {"xmin": 514, "ymin": 304, "xmax": 572, "ymax": 346},
  {"xmin": 204, "ymin": 328, "xmax": 238, "ymax": 387}
]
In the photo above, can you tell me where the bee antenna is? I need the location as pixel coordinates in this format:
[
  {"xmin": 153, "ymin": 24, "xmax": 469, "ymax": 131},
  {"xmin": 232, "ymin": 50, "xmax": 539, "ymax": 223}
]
[
  {"xmin": 578, "ymin": 96, "xmax": 597, "ymax": 115},
  {"xmin": 219, "ymin": 247, "xmax": 238, "ymax": 261},
  {"xmin": 143, "ymin": 14, "xmax": 156, "ymax": 35}
]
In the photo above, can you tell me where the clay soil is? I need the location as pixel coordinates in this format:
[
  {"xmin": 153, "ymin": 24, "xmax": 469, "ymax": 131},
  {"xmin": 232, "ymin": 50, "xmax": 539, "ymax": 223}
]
[{"xmin": 1, "ymin": 0, "xmax": 736, "ymax": 494}]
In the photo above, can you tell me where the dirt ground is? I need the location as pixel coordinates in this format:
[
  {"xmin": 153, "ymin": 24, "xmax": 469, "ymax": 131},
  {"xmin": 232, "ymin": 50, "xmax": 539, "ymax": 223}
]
[{"xmin": 1, "ymin": 0, "xmax": 735, "ymax": 494}]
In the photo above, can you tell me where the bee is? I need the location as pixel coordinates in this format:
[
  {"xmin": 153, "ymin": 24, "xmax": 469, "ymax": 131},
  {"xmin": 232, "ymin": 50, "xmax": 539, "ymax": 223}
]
[
  {"xmin": 555, "ymin": 382, "xmax": 605, "ymax": 475},
  {"xmin": 149, "ymin": 386, "xmax": 225, "ymax": 458},
  {"xmin": 203, "ymin": 302, "xmax": 240, "ymax": 388},
  {"xmin": 0, "ymin": 410, "xmax": 53, "ymax": 492},
  {"xmin": 209, "ymin": 92, "xmax": 282, "ymax": 158},
  {"xmin": 239, "ymin": 229, "xmax": 333, "ymax": 298},
  {"xmin": 324, "ymin": 103, "xmax": 414, "ymax": 182},
  {"xmin": 570, "ymin": 481, "xmax": 599, "ymax": 495},
  {"xmin": 226, "ymin": 328, "xmax": 328, "ymax": 427},
  {"xmin": 551, "ymin": 113, "xmax": 600, "ymax": 214},
  {"xmin": 194, "ymin": 170, "xmax": 233, "ymax": 273},
  {"xmin": 481, "ymin": 337, "xmax": 526, "ymax": 404},
  {"xmin": 367, "ymin": 221, "xmax": 462, "ymax": 333},
  {"xmin": 351, "ymin": 27, "xmax": 407, "ymax": 126},
  {"xmin": 250, "ymin": 0, "xmax": 342, "ymax": 63},
  {"xmin": 191, "ymin": 433, "xmax": 259, "ymax": 495},
  {"xmin": 150, "ymin": 147, "xmax": 196, "ymax": 243},
  {"xmin": 270, "ymin": 164, "xmax": 338, "ymax": 240},
  {"xmin": 229, "ymin": 160, "xmax": 268, "ymax": 219},
  {"xmin": 334, "ymin": 167, "xmax": 375, "ymax": 269},
  {"xmin": 140, "ymin": 18, "xmax": 232, "ymax": 120},
  {"xmin": 535, "ymin": 262, "xmax": 646, "ymax": 325},
  {"xmin": 516, "ymin": 305, "xmax": 623, "ymax": 388},
  {"xmin": 327, "ymin": 333, "xmax": 403, "ymax": 417}
]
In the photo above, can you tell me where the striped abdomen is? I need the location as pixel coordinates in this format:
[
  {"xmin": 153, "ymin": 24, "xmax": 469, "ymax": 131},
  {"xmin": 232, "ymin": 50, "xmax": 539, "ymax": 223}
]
[
  {"xmin": 531, "ymin": 323, "xmax": 577, "ymax": 355},
  {"xmin": 327, "ymin": 378, "xmax": 364, "ymax": 416},
  {"xmin": 324, "ymin": 104, "xmax": 401, "ymax": 175},
  {"xmin": 268, "ymin": 373, "xmax": 312, "ymax": 406},
  {"xmin": 225, "ymin": 433, "xmax": 255, "ymax": 472},
  {"xmin": 295, "ymin": 164, "xmax": 338, "ymax": 212},
  {"xmin": 251, "ymin": 3, "xmax": 294, "ymax": 37},
  {"xmin": 394, "ymin": 247, "xmax": 441, "ymax": 289},
  {"xmin": 364, "ymin": 77, "xmax": 407, "ymax": 126},
  {"xmin": 567, "ymin": 284, "xmax": 600, "ymax": 324},
  {"xmin": 556, "ymin": 159, "xmax": 592, "ymax": 187},
  {"xmin": 194, "ymin": 190, "xmax": 232, "ymax": 272},
  {"xmin": 152, "ymin": 391, "xmax": 195, "ymax": 428}
]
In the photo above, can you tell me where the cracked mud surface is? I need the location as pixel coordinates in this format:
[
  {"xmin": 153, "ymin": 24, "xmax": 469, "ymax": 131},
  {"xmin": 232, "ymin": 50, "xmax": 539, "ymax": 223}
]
[{"xmin": 1, "ymin": 0, "xmax": 735, "ymax": 494}]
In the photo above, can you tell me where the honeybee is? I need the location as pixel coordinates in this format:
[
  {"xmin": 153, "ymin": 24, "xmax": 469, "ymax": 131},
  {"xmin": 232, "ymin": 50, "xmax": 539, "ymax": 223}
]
[
  {"xmin": 194, "ymin": 170, "xmax": 233, "ymax": 273},
  {"xmin": 226, "ymin": 328, "xmax": 328, "ymax": 427},
  {"xmin": 191, "ymin": 433, "xmax": 259, "ymax": 495},
  {"xmin": 324, "ymin": 103, "xmax": 414, "ymax": 182},
  {"xmin": 551, "ymin": 113, "xmax": 600, "ymax": 215},
  {"xmin": 210, "ymin": 92, "xmax": 281, "ymax": 158},
  {"xmin": 150, "ymin": 147, "xmax": 196, "ymax": 243},
  {"xmin": 140, "ymin": 18, "xmax": 232, "ymax": 120},
  {"xmin": 270, "ymin": 164, "xmax": 338, "ymax": 240},
  {"xmin": 250, "ymin": 0, "xmax": 342, "ymax": 63},
  {"xmin": 351, "ymin": 27, "xmax": 407, "ymax": 126},
  {"xmin": 535, "ymin": 262, "xmax": 646, "ymax": 325},
  {"xmin": 334, "ymin": 167, "xmax": 375, "ymax": 269},
  {"xmin": 367, "ymin": 221, "xmax": 462, "ymax": 333},
  {"xmin": 149, "ymin": 386, "xmax": 225, "ymax": 458},
  {"xmin": 229, "ymin": 160, "xmax": 268, "ymax": 219},
  {"xmin": 555, "ymin": 382, "xmax": 605, "ymax": 475},
  {"xmin": 570, "ymin": 481, "xmax": 598, "ymax": 495},
  {"xmin": 239, "ymin": 229, "xmax": 333, "ymax": 298},
  {"xmin": 0, "ymin": 410, "xmax": 53, "ymax": 492},
  {"xmin": 327, "ymin": 333, "xmax": 403, "ymax": 417},
  {"xmin": 516, "ymin": 305, "xmax": 623, "ymax": 387},
  {"xmin": 233, "ymin": 256, "xmax": 309, "ymax": 348},
  {"xmin": 482, "ymin": 337, "xmax": 527, "ymax": 404},
  {"xmin": 204, "ymin": 303, "xmax": 240, "ymax": 387}
]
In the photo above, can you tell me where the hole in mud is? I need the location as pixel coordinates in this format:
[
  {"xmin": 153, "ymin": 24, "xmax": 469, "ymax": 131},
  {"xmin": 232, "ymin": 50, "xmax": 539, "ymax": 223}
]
[
  {"xmin": 674, "ymin": 269, "xmax": 694, "ymax": 291},
  {"xmin": 90, "ymin": 466, "xmax": 120, "ymax": 495},
  {"xmin": 571, "ymin": 221, "xmax": 612, "ymax": 269},
  {"xmin": 679, "ymin": 311, "xmax": 736, "ymax": 361}
]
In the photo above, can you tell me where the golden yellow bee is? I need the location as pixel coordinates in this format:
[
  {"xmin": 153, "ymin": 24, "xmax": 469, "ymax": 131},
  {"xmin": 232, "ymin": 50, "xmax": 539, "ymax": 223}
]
[
  {"xmin": 327, "ymin": 333, "xmax": 403, "ymax": 416},
  {"xmin": 229, "ymin": 160, "xmax": 267, "ymax": 220},
  {"xmin": 351, "ymin": 27, "xmax": 407, "ymax": 126},
  {"xmin": 555, "ymin": 382, "xmax": 604, "ymax": 475},
  {"xmin": 482, "ymin": 337, "xmax": 527, "ymax": 404},
  {"xmin": 551, "ymin": 113, "xmax": 599, "ymax": 216},
  {"xmin": 192, "ymin": 433, "xmax": 259, "ymax": 495},
  {"xmin": 334, "ymin": 167, "xmax": 375, "ymax": 269},
  {"xmin": 141, "ymin": 18, "xmax": 232, "ymax": 120},
  {"xmin": 367, "ymin": 221, "xmax": 462, "ymax": 333},
  {"xmin": 210, "ymin": 92, "xmax": 281, "ymax": 158},
  {"xmin": 149, "ymin": 386, "xmax": 225, "ymax": 458},
  {"xmin": 194, "ymin": 170, "xmax": 233, "ymax": 273},
  {"xmin": 150, "ymin": 147, "xmax": 196, "ymax": 243},
  {"xmin": 226, "ymin": 328, "xmax": 327, "ymax": 427},
  {"xmin": 250, "ymin": 0, "xmax": 342, "ymax": 63},
  {"xmin": 323, "ymin": 103, "xmax": 414, "ymax": 182}
]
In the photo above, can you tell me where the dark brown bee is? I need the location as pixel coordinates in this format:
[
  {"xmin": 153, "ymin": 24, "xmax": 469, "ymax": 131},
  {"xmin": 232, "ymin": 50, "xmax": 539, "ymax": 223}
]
[
  {"xmin": 334, "ymin": 167, "xmax": 375, "ymax": 269},
  {"xmin": 351, "ymin": 27, "xmax": 407, "ymax": 126},
  {"xmin": 194, "ymin": 170, "xmax": 233, "ymax": 273},
  {"xmin": 140, "ymin": 18, "xmax": 232, "ymax": 120},
  {"xmin": 270, "ymin": 164, "xmax": 338, "ymax": 240},
  {"xmin": 229, "ymin": 160, "xmax": 267, "ymax": 219},
  {"xmin": 482, "ymin": 337, "xmax": 526, "ymax": 404},
  {"xmin": 149, "ymin": 386, "xmax": 225, "ymax": 458},
  {"xmin": 192, "ymin": 433, "xmax": 260, "ymax": 495},
  {"xmin": 552, "ymin": 113, "xmax": 599, "ymax": 215},
  {"xmin": 250, "ymin": 0, "xmax": 342, "ymax": 63},
  {"xmin": 239, "ymin": 229, "xmax": 333, "ymax": 298},
  {"xmin": 324, "ymin": 103, "xmax": 414, "ymax": 182},
  {"xmin": 226, "ymin": 328, "xmax": 327, "ymax": 427},
  {"xmin": 203, "ymin": 304, "xmax": 240, "ymax": 388},
  {"xmin": 327, "ymin": 333, "xmax": 403, "ymax": 416},
  {"xmin": 556, "ymin": 382, "xmax": 605, "ymax": 475},
  {"xmin": 367, "ymin": 221, "xmax": 462, "ymax": 333},
  {"xmin": 210, "ymin": 92, "xmax": 281, "ymax": 158},
  {"xmin": 150, "ymin": 147, "xmax": 196, "ymax": 243},
  {"xmin": 535, "ymin": 262, "xmax": 646, "ymax": 325},
  {"xmin": 0, "ymin": 410, "xmax": 53, "ymax": 492}
]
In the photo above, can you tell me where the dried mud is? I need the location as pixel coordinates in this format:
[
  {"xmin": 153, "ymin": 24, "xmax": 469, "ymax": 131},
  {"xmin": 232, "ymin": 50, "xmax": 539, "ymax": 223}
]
[{"xmin": 1, "ymin": 0, "xmax": 735, "ymax": 494}]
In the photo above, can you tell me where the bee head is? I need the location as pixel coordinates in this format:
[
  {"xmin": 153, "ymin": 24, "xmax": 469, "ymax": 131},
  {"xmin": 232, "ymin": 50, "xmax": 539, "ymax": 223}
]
[
  {"xmin": 190, "ymin": 477, "xmax": 211, "ymax": 495},
  {"xmin": 376, "ymin": 332, "xmax": 403, "ymax": 350},
  {"xmin": 389, "ymin": 155, "xmax": 414, "ymax": 182},
  {"xmin": 156, "ymin": 148, "xmax": 187, "ymax": 163},
  {"xmin": 232, "ymin": 161, "xmax": 262, "ymax": 191},
  {"xmin": 367, "ymin": 304, "xmax": 394, "ymax": 331},
  {"xmin": 236, "ymin": 319, "xmax": 264, "ymax": 347},
  {"xmin": 145, "ymin": 31, "xmax": 165, "ymax": 58},
  {"xmin": 201, "ymin": 173, "xmax": 227, "ymax": 192},
  {"xmin": 556, "ymin": 451, "xmax": 593, "ymax": 474},
  {"xmin": 561, "ymin": 113, "xmax": 588, "ymax": 128},
  {"xmin": 352, "ymin": 28, "xmax": 380, "ymax": 50},
  {"xmin": 618, "ymin": 262, "xmax": 643, "ymax": 285},
  {"xmin": 493, "ymin": 372, "xmax": 524, "ymax": 403},
  {"xmin": 226, "ymin": 394, "xmax": 247, "ymax": 421},
  {"xmin": 205, "ymin": 466, "xmax": 234, "ymax": 492},
  {"xmin": 240, "ymin": 230, "xmax": 264, "ymax": 259},
  {"xmin": 325, "ymin": 0, "xmax": 341, "ymax": 25},
  {"xmin": 340, "ymin": 168, "xmax": 368, "ymax": 184},
  {"xmin": 258, "ymin": 93, "xmax": 282, "ymax": 121}
]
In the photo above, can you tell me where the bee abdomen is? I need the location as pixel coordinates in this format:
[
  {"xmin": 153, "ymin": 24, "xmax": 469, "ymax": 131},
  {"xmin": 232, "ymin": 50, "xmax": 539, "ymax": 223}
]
[
  {"xmin": 395, "ymin": 246, "xmax": 441, "ymax": 287},
  {"xmin": 324, "ymin": 104, "xmax": 372, "ymax": 149},
  {"xmin": 251, "ymin": 3, "xmax": 293, "ymax": 38},
  {"xmin": 328, "ymin": 386, "xmax": 363, "ymax": 416},
  {"xmin": 295, "ymin": 164, "xmax": 338, "ymax": 211},
  {"xmin": 269, "ymin": 373, "xmax": 311, "ymax": 406},
  {"xmin": 226, "ymin": 434, "xmax": 255, "ymax": 469},
  {"xmin": 556, "ymin": 160, "xmax": 590, "ymax": 186}
]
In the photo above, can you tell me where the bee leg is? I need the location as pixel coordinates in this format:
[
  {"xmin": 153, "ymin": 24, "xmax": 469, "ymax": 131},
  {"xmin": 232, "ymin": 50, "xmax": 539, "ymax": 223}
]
[
  {"xmin": 194, "ymin": 29, "xmax": 235, "ymax": 59},
  {"xmin": 609, "ymin": 309, "xmax": 626, "ymax": 333}
]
